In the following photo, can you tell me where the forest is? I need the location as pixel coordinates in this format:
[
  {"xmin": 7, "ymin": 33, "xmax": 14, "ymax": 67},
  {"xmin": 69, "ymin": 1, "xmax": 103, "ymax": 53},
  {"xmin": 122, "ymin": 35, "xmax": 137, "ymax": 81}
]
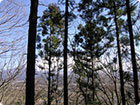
[{"xmin": 0, "ymin": 0, "xmax": 140, "ymax": 105}]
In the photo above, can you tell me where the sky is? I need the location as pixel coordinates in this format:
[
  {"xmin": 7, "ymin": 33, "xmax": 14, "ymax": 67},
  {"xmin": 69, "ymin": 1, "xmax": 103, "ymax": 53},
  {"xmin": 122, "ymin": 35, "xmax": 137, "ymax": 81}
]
[
  {"xmin": 0, "ymin": 0, "xmax": 66, "ymax": 69},
  {"xmin": 0, "ymin": 0, "xmax": 75, "ymax": 72},
  {"xmin": 0, "ymin": 0, "xmax": 28, "ymax": 69},
  {"xmin": 0, "ymin": 0, "xmax": 140, "ymax": 69}
]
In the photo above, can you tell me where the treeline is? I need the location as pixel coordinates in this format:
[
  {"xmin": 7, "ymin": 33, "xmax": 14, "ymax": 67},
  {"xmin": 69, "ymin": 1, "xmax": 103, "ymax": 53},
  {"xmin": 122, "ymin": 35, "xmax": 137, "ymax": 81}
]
[{"xmin": 25, "ymin": 0, "xmax": 140, "ymax": 105}]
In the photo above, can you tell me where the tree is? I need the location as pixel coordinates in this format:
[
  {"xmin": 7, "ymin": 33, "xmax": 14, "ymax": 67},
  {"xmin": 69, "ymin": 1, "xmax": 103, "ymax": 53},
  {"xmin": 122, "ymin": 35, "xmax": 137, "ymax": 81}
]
[
  {"xmin": 113, "ymin": 1, "xmax": 125, "ymax": 104},
  {"xmin": 26, "ymin": 0, "xmax": 38, "ymax": 105},
  {"xmin": 0, "ymin": 0, "xmax": 27, "ymax": 57},
  {"xmin": 37, "ymin": 3, "xmax": 64, "ymax": 105},
  {"xmin": 0, "ymin": 0, "xmax": 29, "ymax": 105},
  {"xmin": 0, "ymin": 53, "xmax": 26, "ymax": 105},
  {"xmin": 64, "ymin": 0, "xmax": 68, "ymax": 104},
  {"xmin": 72, "ymin": 18, "xmax": 114, "ymax": 104},
  {"xmin": 126, "ymin": 0, "xmax": 139, "ymax": 104},
  {"xmin": 78, "ymin": 0, "xmax": 140, "ymax": 104}
]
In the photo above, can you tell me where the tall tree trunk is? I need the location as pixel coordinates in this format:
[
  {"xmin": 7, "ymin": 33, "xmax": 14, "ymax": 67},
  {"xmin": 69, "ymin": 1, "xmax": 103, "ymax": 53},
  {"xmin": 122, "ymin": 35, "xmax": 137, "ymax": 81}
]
[
  {"xmin": 64, "ymin": 0, "xmax": 68, "ymax": 105},
  {"xmin": 113, "ymin": 2, "xmax": 126, "ymax": 105},
  {"xmin": 26, "ymin": 0, "xmax": 38, "ymax": 105},
  {"xmin": 126, "ymin": 0, "xmax": 139, "ymax": 104},
  {"xmin": 48, "ymin": 56, "xmax": 51, "ymax": 105},
  {"xmin": 56, "ymin": 58, "xmax": 60, "ymax": 105},
  {"xmin": 113, "ymin": 79, "xmax": 120, "ymax": 105},
  {"xmin": 92, "ymin": 60, "xmax": 95, "ymax": 104},
  {"xmin": 78, "ymin": 80, "xmax": 87, "ymax": 105}
]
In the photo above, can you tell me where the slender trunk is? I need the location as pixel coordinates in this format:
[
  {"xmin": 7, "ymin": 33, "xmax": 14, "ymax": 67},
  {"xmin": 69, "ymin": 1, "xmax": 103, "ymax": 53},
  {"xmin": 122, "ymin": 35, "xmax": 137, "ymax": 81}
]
[
  {"xmin": 126, "ymin": 0, "xmax": 139, "ymax": 104},
  {"xmin": 48, "ymin": 56, "xmax": 51, "ymax": 105},
  {"xmin": 85, "ymin": 96, "xmax": 88, "ymax": 105},
  {"xmin": 91, "ymin": 72, "xmax": 95, "ymax": 104},
  {"xmin": 85, "ymin": 74, "xmax": 89, "ymax": 105},
  {"xmin": 92, "ymin": 60, "xmax": 95, "ymax": 104},
  {"xmin": 113, "ymin": 2, "xmax": 126, "ymax": 105},
  {"xmin": 114, "ymin": 80, "xmax": 121, "ymax": 105},
  {"xmin": 64, "ymin": 0, "xmax": 68, "ymax": 105},
  {"xmin": 26, "ymin": 0, "xmax": 38, "ymax": 105},
  {"xmin": 85, "ymin": 75, "xmax": 88, "ymax": 105},
  {"xmin": 48, "ymin": 29, "xmax": 53, "ymax": 105},
  {"xmin": 56, "ymin": 58, "xmax": 60, "ymax": 105},
  {"xmin": 79, "ymin": 82, "xmax": 87, "ymax": 105}
]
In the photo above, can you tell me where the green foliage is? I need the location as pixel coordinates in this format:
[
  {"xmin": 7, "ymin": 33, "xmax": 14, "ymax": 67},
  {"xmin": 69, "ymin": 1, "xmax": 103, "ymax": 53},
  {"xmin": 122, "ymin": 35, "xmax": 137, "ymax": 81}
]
[
  {"xmin": 37, "ymin": 3, "xmax": 64, "ymax": 104},
  {"xmin": 74, "ymin": 20, "xmax": 114, "ymax": 58},
  {"xmin": 35, "ymin": 0, "xmax": 140, "ymax": 104},
  {"xmin": 71, "ymin": 0, "xmax": 139, "ymax": 104},
  {"xmin": 72, "ymin": 3, "xmax": 116, "ymax": 103},
  {"xmin": 37, "ymin": 3, "xmax": 64, "ymax": 58}
]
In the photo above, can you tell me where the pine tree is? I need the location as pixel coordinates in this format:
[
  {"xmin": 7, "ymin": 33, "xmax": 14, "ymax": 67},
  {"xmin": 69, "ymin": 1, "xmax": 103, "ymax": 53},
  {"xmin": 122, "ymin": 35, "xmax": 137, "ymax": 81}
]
[
  {"xmin": 73, "ymin": 20, "xmax": 114, "ymax": 104},
  {"xmin": 64, "ymin": 0, "xmax": 68, "ymax": 104},
  {"xmin": 113, "ymin": 1, "xmax": 125, "ymax": 105},
  {"xmin": 77, "ymin": 0, "xmax": 133, "ymax": 104},
  {"xmin": 79, "ymin": 0, "xmax": 140, "ymax": 104},
  {"xmin": 126, "ymin": 0, "xmax": 139, "ymax": 104},
  {"xmin": 37, "ymin": 3, "xmax": 64, "ymax": 105},
  {"xmin": 26, "ymin": 0, "xmax": 38, "ymax": 105}
]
